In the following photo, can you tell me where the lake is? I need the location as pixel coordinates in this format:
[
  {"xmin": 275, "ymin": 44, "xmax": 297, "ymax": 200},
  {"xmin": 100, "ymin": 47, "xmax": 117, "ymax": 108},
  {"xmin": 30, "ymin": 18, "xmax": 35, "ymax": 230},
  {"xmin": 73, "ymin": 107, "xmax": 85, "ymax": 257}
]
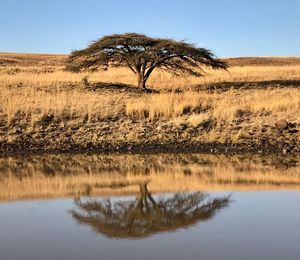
[{"xmin": 0, "ymin": 154, "xmax": 300, "ymax": 260}]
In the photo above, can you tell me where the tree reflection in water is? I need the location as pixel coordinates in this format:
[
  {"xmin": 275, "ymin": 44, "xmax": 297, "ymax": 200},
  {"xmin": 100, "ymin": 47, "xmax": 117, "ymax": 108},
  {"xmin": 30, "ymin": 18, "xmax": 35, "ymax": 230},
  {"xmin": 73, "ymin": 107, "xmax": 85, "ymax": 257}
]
[{"xmin": 70, "ymin": 182, "xmax": 231, "ymax": 239}]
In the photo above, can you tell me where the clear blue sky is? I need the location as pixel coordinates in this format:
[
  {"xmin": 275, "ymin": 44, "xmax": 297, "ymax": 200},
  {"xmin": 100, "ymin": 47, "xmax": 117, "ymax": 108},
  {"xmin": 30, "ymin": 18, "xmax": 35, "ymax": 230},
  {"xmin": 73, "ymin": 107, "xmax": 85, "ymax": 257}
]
[{"xmin": 1, "ymin": 0, "xmax": 299, "ymax": 57}]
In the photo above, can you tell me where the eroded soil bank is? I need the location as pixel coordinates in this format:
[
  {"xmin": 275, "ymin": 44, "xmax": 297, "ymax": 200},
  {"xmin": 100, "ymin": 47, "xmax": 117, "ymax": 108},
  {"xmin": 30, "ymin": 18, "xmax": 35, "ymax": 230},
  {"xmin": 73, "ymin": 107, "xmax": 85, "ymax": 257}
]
[{"xmin": 0, "ymin": 116, "xmax": 299, "ymax": 156}]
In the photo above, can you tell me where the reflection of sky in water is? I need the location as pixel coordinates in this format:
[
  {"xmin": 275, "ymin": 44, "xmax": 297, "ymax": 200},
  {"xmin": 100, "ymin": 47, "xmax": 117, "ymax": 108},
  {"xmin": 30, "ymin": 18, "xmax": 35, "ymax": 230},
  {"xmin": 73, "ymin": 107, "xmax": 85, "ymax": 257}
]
[{"xmin": 1, "ymin": 191, "xmax": 300, "ymax": 260}]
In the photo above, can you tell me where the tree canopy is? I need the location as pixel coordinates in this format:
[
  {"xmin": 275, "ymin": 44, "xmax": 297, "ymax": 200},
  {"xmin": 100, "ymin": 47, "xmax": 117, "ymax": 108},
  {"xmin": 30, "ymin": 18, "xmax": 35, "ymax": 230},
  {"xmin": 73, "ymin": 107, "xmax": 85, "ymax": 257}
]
[{"xmin": 65, "ymin": 33, "xmax": 228, "ymax": 88}]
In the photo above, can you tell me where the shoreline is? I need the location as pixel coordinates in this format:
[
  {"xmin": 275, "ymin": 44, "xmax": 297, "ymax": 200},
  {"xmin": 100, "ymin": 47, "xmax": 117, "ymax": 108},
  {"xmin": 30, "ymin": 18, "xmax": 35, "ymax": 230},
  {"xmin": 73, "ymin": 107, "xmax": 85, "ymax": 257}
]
[
  {"xmin": 1, "ymin": 115, "xmax": 299, "ymax": 157},
  {"xmin": 1, "ymin": 117, "xmax": 299, "ymax": 157},
  {"xmin": 0, "ymin": 141, "xmax": 299, "ymax": 157}
]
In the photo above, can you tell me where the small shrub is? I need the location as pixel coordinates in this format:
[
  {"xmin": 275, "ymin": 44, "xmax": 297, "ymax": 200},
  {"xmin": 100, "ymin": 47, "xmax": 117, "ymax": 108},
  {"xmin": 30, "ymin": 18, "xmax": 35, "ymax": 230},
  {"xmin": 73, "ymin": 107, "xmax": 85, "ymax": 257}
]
[{"xmin": 82, "ymin": 76, "xmax": 90, "ymax": 87}]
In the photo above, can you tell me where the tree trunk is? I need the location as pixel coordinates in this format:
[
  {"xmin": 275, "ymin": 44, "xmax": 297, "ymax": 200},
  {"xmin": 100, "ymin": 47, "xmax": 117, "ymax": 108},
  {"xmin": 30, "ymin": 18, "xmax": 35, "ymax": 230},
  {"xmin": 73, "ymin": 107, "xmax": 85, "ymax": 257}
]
[{"xmin": 137, "ymin": 74, "xmax": 147, "ymax": 89}]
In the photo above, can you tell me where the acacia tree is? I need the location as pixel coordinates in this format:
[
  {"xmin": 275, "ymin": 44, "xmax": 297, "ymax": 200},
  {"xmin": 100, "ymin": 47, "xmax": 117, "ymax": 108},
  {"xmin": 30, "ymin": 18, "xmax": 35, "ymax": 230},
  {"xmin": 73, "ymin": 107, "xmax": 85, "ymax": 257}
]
[{"xmin": 65, "ymin": 33, "xmax": 228, "ymax": 89}]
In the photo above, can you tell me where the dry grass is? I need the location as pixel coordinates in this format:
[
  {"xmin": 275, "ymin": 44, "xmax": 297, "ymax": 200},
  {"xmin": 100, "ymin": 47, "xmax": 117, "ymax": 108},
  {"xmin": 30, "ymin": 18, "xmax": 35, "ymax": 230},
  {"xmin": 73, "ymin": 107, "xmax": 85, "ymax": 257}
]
[
  {"xmin": 126, "ymin": 92, "xmax": 212, "ymax": 119},
  {"xmin": 1, "ymin": 65, "xmax": 300, "ymax": 90},
  {"xmin": 126, "ymin": 89, "xmax": 300, "ymax": 122},
  {"xmin": 0, "ymin": 53, "xmax": 299, "ymax": 148},
  {"xmin": 1, "ymin": 154, "xmax": 300, "ymax": 201},
  {"xmin": 1, "ymin": 85, "xmax": 299, "ymax": 134},
  {"xmin": 1, "ymin": 53, "xmax": 300, "ymax": 90},
  {"xmin": 1, "ymin": 86, "xmax": 125, "ymax": 127}
]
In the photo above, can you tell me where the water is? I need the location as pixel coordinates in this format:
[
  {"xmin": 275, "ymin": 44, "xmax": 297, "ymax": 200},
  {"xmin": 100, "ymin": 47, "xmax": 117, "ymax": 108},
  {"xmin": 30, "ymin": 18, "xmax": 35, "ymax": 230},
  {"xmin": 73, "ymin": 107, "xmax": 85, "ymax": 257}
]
[{"xmin": 0, "ymin": 154, "xmax": 300, "ymax": 260}]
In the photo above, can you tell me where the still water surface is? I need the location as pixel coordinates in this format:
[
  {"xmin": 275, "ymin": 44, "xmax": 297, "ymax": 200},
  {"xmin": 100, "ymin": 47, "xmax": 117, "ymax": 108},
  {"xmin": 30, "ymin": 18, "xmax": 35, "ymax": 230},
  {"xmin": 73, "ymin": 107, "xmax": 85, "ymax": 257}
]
[{"xmin": 0, "ymin": 154, "xmax": 300, "ymax": 260}]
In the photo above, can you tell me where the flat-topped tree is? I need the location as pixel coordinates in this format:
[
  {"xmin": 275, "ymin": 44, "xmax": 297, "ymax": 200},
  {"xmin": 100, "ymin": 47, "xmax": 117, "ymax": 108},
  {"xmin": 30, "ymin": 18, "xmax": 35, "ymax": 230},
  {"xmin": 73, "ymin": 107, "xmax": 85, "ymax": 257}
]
[{"xmin": 66, "ymin": 33, "xmax": 228, "ymax": 89}]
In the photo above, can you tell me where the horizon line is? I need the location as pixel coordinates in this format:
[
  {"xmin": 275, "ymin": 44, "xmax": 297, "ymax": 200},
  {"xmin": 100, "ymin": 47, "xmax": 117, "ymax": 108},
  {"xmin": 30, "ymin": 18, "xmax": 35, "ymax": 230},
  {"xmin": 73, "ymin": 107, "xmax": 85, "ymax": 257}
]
[{"xmin": 1, "ymin": 51, "xmax": 300, "ymax": 59}]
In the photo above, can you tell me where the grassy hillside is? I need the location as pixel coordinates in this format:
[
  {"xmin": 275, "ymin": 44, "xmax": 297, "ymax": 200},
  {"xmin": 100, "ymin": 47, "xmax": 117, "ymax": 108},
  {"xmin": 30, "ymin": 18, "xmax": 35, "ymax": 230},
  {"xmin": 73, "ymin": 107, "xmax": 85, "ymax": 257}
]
[{"xmin": 0, "ymin": 53, "xmax": 299, "ymax": 155}]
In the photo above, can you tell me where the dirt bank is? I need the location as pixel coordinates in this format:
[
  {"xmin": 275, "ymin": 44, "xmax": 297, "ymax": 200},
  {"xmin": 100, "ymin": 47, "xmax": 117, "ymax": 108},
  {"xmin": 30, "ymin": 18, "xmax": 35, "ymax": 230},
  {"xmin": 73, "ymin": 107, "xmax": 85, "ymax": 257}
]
[{"xmin": 0, "ymin": 116, "xmax": 299, "ymax": 156}]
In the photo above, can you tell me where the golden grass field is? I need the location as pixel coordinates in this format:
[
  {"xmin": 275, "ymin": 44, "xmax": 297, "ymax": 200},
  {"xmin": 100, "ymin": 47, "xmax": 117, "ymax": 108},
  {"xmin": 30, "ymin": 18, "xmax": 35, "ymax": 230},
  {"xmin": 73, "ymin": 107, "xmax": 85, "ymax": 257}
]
[
  {"xmin": 0, "ymin": 53, "xmax": 299, "ymax": 153},
  {"xmin": 1, "ymin": 60, "xmax": 300, "ymax": 88},
  {"xmin": 1, "ymin": 154, "xmax": 300, "ymax": 201}
]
